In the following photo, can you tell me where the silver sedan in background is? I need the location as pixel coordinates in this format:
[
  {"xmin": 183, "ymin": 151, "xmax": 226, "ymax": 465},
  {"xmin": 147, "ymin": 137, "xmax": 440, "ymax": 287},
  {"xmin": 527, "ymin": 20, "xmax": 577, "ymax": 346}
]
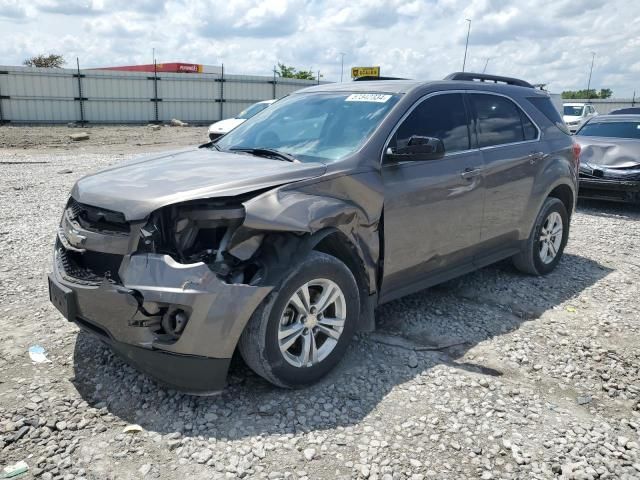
[{"xmin": 574, "ymin": 114, "xmax": 640, "ymax": 203}]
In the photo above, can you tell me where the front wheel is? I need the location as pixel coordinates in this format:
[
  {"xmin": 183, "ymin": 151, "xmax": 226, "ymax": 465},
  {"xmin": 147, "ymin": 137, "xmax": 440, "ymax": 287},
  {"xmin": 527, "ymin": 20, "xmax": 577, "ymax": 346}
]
[
  {"xmin": 238, "ymin": 251, "xmax": 359, "ymax": 388},
  {"xmin": 513, "ymin": 197, "xmax": 569, "ymax": 275}
]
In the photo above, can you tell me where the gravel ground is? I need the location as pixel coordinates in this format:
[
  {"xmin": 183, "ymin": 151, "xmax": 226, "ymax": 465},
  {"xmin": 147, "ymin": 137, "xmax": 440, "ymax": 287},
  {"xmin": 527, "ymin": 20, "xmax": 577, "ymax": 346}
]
[
  {"xmin": 0, "ymin": 124, "xmax": 207, "ymax": 154},
  {"xmin": 1, "ymin": 127, "xmax": 639, "ymax": 480}
]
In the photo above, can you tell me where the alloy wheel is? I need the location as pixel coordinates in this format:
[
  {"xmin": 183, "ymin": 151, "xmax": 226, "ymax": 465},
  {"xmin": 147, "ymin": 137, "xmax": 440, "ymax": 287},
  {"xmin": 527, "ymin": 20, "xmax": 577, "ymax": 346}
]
[
  {"xmin": 278, "ymin": 279, "xmax": 346, "ymax": 368},
  {"xmin": 538, "ymin": 211, "xmax": 563, "ymax": 264}
]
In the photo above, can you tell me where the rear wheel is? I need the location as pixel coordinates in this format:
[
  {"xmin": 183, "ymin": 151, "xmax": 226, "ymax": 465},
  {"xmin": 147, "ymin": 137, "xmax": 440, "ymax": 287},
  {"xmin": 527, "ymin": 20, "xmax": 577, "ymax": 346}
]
[
  {"xmin": 238, "ymin": 251, "xmax": 359, "ymax": 388},
  {"xmin": 513, "ymin": 197, "xmax": 569, "ymax": 275}
]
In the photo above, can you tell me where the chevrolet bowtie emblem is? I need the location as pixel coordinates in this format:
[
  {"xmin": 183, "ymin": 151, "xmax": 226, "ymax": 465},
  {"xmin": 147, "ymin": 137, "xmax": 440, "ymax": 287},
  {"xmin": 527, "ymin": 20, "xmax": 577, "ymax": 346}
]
[{"xmin": 65, "ymin": 228, "xmax": 87, "ymax": 247}]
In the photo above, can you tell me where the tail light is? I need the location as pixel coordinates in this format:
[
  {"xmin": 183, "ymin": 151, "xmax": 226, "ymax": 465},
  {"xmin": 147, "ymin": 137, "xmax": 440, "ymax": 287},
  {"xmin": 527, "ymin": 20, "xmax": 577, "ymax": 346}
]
[{"xmin": 572, "ymin": 142, "xmax": 581, "ymax": 172}]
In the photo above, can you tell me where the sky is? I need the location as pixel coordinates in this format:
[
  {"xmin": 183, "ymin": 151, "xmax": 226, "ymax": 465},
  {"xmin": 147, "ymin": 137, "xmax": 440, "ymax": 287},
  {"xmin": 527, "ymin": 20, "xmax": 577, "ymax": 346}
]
[{"xmin": 1, "ymin": 0, "xmax": 639, "ymax": 97}]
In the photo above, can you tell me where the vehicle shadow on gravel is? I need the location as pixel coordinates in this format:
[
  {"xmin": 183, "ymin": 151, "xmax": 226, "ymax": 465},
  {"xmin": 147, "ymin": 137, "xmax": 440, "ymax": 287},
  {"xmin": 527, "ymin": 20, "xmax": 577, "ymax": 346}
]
[{"xmin": 71, "ymin": 252, "xmax": 611, "ymax": 440}]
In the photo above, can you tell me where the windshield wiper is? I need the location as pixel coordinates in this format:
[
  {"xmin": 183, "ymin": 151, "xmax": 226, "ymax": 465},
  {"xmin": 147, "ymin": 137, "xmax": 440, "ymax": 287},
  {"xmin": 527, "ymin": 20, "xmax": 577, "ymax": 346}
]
[
  {"xmin": 230, "ymin": 147, "xmax": 299, "ymax": 163},
  {"xmin": 199, "ymin": 141, "xmax": 221, "ymax": 151}
]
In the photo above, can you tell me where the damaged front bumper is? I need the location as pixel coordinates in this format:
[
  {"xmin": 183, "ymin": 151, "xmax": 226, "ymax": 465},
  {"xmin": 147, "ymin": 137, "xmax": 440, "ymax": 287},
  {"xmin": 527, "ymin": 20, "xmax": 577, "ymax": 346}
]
[
  {"xmin": 49, "ymin": 251, "xmax": 271, "ymax": 394},
  {"xmin": 579, "ymin": 172, "xmax": 640, "ymax": 203}
]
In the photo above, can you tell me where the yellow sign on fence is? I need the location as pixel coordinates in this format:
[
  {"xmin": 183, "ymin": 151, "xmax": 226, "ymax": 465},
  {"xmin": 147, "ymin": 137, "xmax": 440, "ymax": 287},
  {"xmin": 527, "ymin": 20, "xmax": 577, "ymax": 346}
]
[{"xmin": 351, "ymin": 66, "xmax": 380, "ymax": 79}]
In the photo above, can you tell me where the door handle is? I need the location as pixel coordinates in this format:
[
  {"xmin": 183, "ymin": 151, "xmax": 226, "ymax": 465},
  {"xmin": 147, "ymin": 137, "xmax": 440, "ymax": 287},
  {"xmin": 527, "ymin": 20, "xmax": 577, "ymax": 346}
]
[
  {"xmin": 460, "ymin": 167, "xmax": 482, "ymax": 180},
  {"xmin": 528, "ymin": 152, "xmax": 544, "ymax": 164}
]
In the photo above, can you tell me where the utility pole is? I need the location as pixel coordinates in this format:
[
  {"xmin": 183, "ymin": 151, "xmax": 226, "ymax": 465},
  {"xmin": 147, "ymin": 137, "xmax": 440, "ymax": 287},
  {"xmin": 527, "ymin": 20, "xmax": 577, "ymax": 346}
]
[
  {"xmin": 340, "ymin": 52, "xmax": 346, "ymax": 82},
  {"xmin": 586, "ymin": 51, "xmax": 596, "ymax": 100},
  {"xmin": 462, "ymin": 19, "xmax": 471, "ymax": 72},
  {"xmin": 482, "ymin": 57, "xmax": 491, "ymax": 73}
]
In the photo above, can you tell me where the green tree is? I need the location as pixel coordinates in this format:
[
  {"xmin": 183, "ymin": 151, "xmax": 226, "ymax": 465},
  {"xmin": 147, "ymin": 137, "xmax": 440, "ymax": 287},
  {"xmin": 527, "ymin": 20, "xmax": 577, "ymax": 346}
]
[
  {"xmin": 23, "ymin": 54, "xmax": 65, "ymax": 68},
  {"xmin": 561, "ymin": 88, "xmax": 614, "ymax": 99},
  {"xmin": 598, "ymin": 88, "xmax": 613, "ymax": 99},
  {"xmin": 276, "ymin": 62, "xmax": 315, "ymax": 81}
]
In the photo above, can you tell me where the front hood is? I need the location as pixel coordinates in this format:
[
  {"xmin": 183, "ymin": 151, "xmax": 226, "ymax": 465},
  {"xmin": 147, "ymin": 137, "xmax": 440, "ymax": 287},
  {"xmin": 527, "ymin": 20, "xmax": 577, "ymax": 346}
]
[
  {"xmin": 575, "ymin": 136, "xmax": 640, "ymax": 168},
  {"xmin": 208, "ymin": 118, "xmax": 245, "ymax": 134},
  {"xmin": 563, "ymin": 116, "xmax": 581, "ymax": 123},
  {"xmin": 71, "ymin": 148, "xmax": 327, "ymax": 220}
]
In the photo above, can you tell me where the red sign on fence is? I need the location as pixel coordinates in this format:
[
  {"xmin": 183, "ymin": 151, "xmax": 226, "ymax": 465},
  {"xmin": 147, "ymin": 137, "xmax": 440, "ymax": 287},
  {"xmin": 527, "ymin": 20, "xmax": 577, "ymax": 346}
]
[{"xmin": 93, "ymin": 63, "xmax": 204, "ymax": 74}]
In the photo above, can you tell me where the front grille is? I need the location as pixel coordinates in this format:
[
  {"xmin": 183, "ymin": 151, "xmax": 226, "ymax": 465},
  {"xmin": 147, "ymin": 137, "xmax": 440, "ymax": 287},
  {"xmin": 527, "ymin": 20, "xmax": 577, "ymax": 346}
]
[
  {"xmin": 68, "ymin": 198, "xmax": 130, "ymax": 234},
  {"xmin": 57, "ymin": 241, "xmax": 123, "ymax": 285}
]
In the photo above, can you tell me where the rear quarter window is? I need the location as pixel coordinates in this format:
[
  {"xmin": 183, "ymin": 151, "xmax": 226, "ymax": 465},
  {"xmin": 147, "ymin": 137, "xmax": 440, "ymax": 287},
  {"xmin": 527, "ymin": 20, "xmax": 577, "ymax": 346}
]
[
  {"xmin": 469, "ymin": 94, "xmax": 536, "ymax": 147},
  {"xmin": 527, "ymin": 97, "xmax": 570, "ymax": 134}
]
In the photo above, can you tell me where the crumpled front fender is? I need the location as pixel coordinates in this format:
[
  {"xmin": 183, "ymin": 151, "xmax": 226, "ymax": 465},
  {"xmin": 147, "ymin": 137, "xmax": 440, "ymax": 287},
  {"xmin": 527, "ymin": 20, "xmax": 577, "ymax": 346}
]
[{"xmin": 227, "ymin": 171, "xmax": 384, "ymax": 295}]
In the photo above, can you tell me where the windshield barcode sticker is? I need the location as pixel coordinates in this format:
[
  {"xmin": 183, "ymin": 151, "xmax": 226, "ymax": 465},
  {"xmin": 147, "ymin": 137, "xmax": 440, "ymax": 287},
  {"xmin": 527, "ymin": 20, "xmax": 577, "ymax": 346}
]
[{"xmin": 346, "ymin": 93, "xmax": 392, "ymax": 103}]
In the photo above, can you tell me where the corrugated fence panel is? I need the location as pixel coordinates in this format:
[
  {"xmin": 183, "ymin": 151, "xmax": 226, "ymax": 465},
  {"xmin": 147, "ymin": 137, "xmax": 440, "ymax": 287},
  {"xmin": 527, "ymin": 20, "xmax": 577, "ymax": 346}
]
[
  {"xmin": 82, "ymin": 70, "xmax": 155, "ymax": 122},
  {"xmin": 84, "ymin": 99, "xmax": 154, "ymax": 123},
  {"xmin": 1, "ymin": 67, "xmax": 78, "ymax": 122},
  {"xmin": 0, "ymin": 65, "xmax": 327, "ymax": 124},
  {"xmin": 83, "ymin": 72, "xmax": 151, "ymax": 100},
  {"xmin": 157, "ymin": 73, "xmax": 220, "ymax": 122},
  {"xmin": 4, "ymin": 98, "xmax": 77, "ymax": 122}
]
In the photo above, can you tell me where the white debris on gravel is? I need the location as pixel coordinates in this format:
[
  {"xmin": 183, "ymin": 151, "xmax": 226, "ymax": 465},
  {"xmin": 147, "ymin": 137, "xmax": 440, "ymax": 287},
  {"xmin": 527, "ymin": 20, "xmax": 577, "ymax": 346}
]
[
  {"xmin": 69, "ymin": 132, "xmax": 90, "ymax": 141},
  {"xmin": 0, "ymin": 127, "xmax": 639, "ymax": 479}
]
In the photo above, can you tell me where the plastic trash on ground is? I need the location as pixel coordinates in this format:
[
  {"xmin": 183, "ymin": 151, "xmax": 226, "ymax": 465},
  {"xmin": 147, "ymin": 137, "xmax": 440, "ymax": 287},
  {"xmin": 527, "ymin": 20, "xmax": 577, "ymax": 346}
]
[
  {"xmin": 28, "ymin": 345, "xmax": 51, "ymax": 364},
  {"xmin": 123, "ymin": 424, "xmax": 143, "ymax": 434},
  {"xmin": 1, "ymin": 461, "xmax": 29, "ymax": 478}
]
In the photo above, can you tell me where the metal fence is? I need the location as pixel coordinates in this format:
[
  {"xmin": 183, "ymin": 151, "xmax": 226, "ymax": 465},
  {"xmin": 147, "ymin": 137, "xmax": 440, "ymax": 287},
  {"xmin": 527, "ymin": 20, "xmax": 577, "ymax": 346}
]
[
  {"xmin": 0, "ymin": 65, "xmax": 322, "ymax": 125},
  {"xmin": 562, "ymin": 98, "xmax": 638, "ymax": 115}
]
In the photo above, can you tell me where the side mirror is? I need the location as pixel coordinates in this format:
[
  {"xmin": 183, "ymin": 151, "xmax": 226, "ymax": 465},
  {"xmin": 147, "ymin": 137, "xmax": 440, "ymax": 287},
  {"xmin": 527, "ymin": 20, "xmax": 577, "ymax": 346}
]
[{"xmin": 385, "ymin": 135, "xmax": 445, "ymax": 162}]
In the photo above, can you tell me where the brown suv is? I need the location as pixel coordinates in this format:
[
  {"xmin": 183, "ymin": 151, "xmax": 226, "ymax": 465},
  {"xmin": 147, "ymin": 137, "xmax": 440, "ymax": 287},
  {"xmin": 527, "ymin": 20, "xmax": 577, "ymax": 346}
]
[{"xmin": 49, "ymin": 73, "xmax": 579, "ymax": 393}]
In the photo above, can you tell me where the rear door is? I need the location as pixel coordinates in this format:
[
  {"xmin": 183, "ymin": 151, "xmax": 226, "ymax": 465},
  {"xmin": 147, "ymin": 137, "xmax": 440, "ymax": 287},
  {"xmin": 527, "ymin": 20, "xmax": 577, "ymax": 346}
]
[
  {"xmin": 467, "ymin": 92, "xmax": 542, "ymax": 252},
  {"xmin": 380, "ymin": 92, "xmax": 485, "ymax": 300}
]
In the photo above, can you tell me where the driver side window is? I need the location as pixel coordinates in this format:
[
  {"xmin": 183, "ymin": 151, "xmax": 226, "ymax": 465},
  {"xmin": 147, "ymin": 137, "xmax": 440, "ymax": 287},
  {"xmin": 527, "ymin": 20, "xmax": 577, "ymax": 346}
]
[{"xmin": 392, "ymin": 93, "xmax": 470, "ymax": 154}]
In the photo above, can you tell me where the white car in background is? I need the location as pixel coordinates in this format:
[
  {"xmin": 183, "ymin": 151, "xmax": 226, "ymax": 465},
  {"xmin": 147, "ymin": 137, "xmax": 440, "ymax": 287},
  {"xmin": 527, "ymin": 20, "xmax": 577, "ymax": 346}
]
[
  {"xmin": 207, "ymin": 99, "xmax": 276, "ymax": 141},
  {"xmin": 563, "ymin": 103, "xmax": 598, "ymax": 133}
]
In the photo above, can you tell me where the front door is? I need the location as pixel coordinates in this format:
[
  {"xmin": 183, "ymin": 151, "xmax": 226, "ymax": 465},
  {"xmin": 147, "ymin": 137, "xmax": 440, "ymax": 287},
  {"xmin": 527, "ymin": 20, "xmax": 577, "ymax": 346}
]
[{"xmin": 380, "ymin": 92, "xmax": 485, "ymax": 301}]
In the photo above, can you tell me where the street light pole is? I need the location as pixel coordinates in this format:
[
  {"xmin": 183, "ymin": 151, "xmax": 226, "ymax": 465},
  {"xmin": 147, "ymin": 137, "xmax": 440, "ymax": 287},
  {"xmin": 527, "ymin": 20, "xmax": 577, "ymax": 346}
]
[
  {"xmin": 482, "ymin": 57, "xmax": 491, "ymax": 73},
  {"xmin": 340, "ymin": 52, "xmax": 346, "ymax": 82},
  {"xmin": 462, "ymin": 19, "xmax": 471, "ymax": 72},
  {"xmin": 586, "ymin": 51, "xmax": 596, "ymax": 100}
]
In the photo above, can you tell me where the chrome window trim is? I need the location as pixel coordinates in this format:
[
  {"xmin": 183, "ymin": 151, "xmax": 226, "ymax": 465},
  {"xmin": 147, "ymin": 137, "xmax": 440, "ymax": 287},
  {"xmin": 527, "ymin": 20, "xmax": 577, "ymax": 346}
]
[{"xmin": 381, "ymin": 89, "xmax": 542, "ymax": 166}]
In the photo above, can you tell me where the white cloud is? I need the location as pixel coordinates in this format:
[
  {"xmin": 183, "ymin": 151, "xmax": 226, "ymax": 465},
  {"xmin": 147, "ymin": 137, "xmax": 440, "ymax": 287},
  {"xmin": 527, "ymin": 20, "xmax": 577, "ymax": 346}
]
[
  {"xmin": 0, "ymin": 0, "xmax": 638, "ymax": 96},
  {"xmin": 0, "ymin": 0, "xmax": 30, "ymax": 19}
]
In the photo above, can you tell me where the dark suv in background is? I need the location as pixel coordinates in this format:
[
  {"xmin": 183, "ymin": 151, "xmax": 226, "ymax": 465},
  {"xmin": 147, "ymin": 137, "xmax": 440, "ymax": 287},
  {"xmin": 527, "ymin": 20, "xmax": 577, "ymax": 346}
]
[{"xmin": 49, "ymin": 72, "xmax": 578, "ymax": 393}]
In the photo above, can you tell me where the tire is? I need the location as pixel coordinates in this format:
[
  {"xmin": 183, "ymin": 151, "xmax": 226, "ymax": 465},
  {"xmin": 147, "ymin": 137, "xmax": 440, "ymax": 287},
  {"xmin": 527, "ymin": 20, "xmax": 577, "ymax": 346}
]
[
  {"xmin": 513, "ymin": 197, "xmax": 569, "ymax": 275},
  {"xmin": 238, "ymin": 251, "xmax": 359, "ymax": 388}
]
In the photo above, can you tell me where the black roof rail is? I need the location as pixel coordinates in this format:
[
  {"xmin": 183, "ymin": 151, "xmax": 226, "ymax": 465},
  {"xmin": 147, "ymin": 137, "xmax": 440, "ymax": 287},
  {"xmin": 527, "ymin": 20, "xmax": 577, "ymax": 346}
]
[
  {"xmin": 353, "ymin": 76, "xmax": 409, "ymax": 81},
  {"xmin": 444, "ymin": 72, "xmax": 534, "ymax": 88}
]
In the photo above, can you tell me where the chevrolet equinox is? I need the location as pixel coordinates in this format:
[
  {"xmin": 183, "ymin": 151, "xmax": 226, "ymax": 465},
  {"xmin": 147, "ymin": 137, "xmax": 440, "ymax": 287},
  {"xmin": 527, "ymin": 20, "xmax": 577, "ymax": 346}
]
[{"xmin": 49, "ymin": 72, "xmax": 579, "ymax": 394}]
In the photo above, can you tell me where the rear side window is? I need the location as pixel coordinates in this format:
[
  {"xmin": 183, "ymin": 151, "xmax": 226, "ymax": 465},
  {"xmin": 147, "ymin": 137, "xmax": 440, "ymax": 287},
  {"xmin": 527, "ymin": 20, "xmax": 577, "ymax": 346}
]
[
  {"xmin": 530, "ymin": 97, "xmax": 570, "ymax": 134},
  {"xmin": 393, "ymin": 93, "xmax": 470, "ymax": 153},
  {"xmin": 469, "ymin": 94, "xmax": 537, "ymax": 147}
]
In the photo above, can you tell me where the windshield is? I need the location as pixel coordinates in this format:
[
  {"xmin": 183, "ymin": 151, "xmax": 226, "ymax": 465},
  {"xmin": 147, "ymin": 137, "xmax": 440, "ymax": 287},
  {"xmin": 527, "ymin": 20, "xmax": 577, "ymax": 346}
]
[
  {"xmin": 236, "ymin": 102, "xmax": 271, "ymax": 120},
  {"xmin": 577, "ymin": 121, "xmax": 640, "ymax": 139},
  {"xmin": 564, "ymin": 106, "xmax": 584, "ymax": 116},
  {"xmin": 216, "ymin": 92, "xmax": 400, "ymax": 163}
]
